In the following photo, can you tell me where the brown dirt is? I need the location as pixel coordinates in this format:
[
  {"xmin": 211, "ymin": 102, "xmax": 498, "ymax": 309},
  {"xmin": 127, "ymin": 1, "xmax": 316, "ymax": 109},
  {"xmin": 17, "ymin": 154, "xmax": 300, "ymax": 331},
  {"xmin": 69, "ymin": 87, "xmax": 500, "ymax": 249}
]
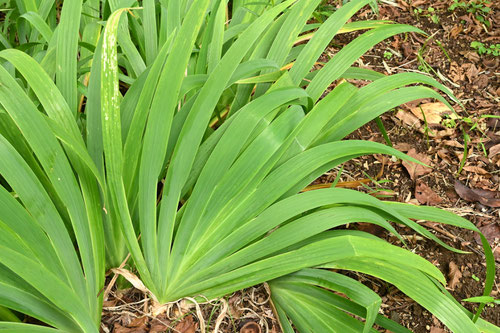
[{"xmin": 317, "ymin": 0, "xmax": 499, "ymax": 331}]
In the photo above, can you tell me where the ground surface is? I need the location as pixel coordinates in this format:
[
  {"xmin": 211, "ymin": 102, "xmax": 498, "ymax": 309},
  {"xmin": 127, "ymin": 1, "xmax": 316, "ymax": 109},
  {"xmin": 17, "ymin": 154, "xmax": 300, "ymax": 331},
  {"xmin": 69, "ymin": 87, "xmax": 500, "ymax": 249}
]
[
  {"xmin": 333, "ymin": 0, "xmax": 500, "ymax": 331},
  {"xmin": 101, "ymin": 1, "xmax": 499, "ymax": 332}
]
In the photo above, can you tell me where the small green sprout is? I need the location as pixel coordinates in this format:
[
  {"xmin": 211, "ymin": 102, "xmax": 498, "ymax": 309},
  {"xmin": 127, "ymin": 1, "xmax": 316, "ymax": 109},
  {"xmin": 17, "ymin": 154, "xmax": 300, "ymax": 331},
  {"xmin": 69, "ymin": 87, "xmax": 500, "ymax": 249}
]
[
  {"xmin": 471, "ymin": 41, "xmax": 500, "ymax": 56},
  {"xmin": 449, "ymin": 0, "xmax": 491, "ymax": 28}
]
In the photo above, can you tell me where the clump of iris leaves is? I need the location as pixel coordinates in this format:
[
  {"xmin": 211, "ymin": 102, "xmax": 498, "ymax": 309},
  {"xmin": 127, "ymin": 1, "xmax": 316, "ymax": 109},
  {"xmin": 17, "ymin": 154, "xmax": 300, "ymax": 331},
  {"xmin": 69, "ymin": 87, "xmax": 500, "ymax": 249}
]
[{"xmin": 0, "ymin": 0, "xmax": 497, "ymax": 332}]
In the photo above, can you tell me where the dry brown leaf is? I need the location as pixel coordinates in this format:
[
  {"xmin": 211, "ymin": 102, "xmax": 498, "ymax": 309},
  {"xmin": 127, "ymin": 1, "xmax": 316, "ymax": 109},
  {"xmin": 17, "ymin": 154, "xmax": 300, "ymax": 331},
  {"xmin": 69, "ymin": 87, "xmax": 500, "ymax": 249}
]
[
  {"xmin": 462, "ymin": 63, "xmax": 479, "ymax": 83},
  {"xmin": 486, "ymin": 117, "xmax": 499, "ymax": 130},
  {"xmin": 114, "ymin": 318, "xmax": 148, "ymax": 333},
  {"xmin": 437, "ymin": 149, "xmax": 452, "ymax": 164},
  {"xmin": 151, "ymin": 323, "xmax": 171, "ymax": 333},
  {"xmin": 128, "ymin": 316, "xmax": 148, "ymax": 329},
  {"xmin": 396, "ymin": 109, "xmax": 421, "ymax": 128},
  {"xmin": 448, "ymin": 261, "xmax": 462, "ymax": 290},
  {"xmin": 449, "ymin": 24, "xmax": 463, "ymax": 38},
  {"xmin": 427, "ymin": 128, "xmax": 455, "ymax": 138},
  {"xmin": 454, "ymin": 180, "xmax": 500, "ymax": 208},
  {"xmin": 228, "ymin": 294, "xmax": 243, "ymax": 319},
  {"xmin": 474, "ymin": 223, "xmax": 500, "ymax": 260},
  {"xmin": 415, "ymin": 181, "xmax": 443, "ymax": 205},
  {"xmin": 402, "ymin": 148, "xmax": 432, "ymax": 181},
  {"xmin": 462, "ymin": 165, "xmax": 490, "ymax": 175},
  {"xmin": 150, "ymin": 315, "xmax": 171, "ymax": 333},
  {"xmin": 394, "ymin": 142, "xmax": 413, "ymax": 152},
  {"xmin": 102, "ymin": 299, "xmax": 117, "ymax": 307},
  {"xmin": 489, "ymin": 143, "xmax": 500, "ymax": 158},
  {"xmin": 480, "ymin": 223, "xmax": 500, "ymax": 241},
  {"xmin": 442, "ymin": 140, "xmax": 465, "ymax": 148},
  {"xmin": 357, "ymin": 222, "xmax": 386, "ymax": 237},
  {"xmin": 174, "ymin": 315, "xmax": 198, "ymax": 333},
  {"xmin": 430, "ymin": 327, "xmax": 447, "ymax": 333},
  {"xmin": 475, "ymin": 74, "xmax": 489, "ymax": 89},
  {"xmin": 409, "ymin": 102, "xmax": 456, "ymax": 124}
]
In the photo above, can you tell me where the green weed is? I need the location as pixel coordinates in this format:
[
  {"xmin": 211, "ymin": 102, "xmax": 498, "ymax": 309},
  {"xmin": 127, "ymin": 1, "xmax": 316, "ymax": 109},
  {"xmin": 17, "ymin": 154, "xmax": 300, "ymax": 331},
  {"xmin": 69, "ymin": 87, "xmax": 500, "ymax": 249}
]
[
  {"xmin": 449, "ymin": 0, "xmax": 492, "ymax": 28},
  {"xmin": 471, "ymin": 41, "xmax": 500, "ymax": 56}
]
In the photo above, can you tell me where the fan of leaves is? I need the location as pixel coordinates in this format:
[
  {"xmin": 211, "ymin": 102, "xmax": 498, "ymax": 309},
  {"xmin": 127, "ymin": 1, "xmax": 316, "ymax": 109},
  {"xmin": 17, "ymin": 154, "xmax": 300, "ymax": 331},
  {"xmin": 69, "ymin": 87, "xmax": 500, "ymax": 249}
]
[{"xmin": 0, "ymin": 1, "xmax": 496, "ymax": 332}]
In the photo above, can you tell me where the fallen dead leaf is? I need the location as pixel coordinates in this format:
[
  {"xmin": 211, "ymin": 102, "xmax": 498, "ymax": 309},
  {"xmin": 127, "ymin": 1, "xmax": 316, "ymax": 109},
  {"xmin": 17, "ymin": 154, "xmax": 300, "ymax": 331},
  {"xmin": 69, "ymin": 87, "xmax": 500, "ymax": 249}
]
[
  {"xmin": 475, "ymin": 74, "xmax": 489, "ymax": 89},
  {"xmin": 114, "ymin": 316, "xmax": 148, "ymax": 333},
  {"xmin": 102, "ymin": 299, "xmax": 117, "ymax": 307},
  {"xmin": 394, "ymin": 142, "xmax": 413, "ymax": 152},
  {"xmin": 150, "ymin": 320, "xmax": 171, "ymax": 333},
  {"xmin": 410, "ymin": 102, "xmax": 456, "ymax": 124},
  {"xmin": 449, "ymin": 24, "xmax": 463, "ymax": 38},
  {"xmin": 426, "ymin": 128, "xmax": 455, "ymax": 139},
  {"xmin": 489, "ymin": 144, "xmax": 500, "ymax": 158},
  {"xmin": 454, "ymin": 180, "xmax": 500, "ymax": 208},
  {"xmin": 462, "ymin": 63, "xmax": 480, "ymax": 83},
  {"xmin": 128, "ymin": 316, "xmax": 148, "ymax": 328},
  {"xmin": 437, "ymin": 149, "xmax": 452, "ymax": 164},
  {"xmin": 462, "ymin": 165, "xmax": 490, "ymax": 175},
  {"xmin": 448, "ymin": 261, "xmax": 462, "ymax": 290},
  {"xmin": 430, "ymin": 327, "xmax": 446, "ymax": 333},
  {"xmin": 114, "ymin": 324, "xmax": 147, "ymax": 333},
  {"xmin": 473, "ymin": 223, "xmax": 500, "ymax": 260},
  {"xmin": 415, "ymin": 181, "xmax": 443, "ymax": 205},
  {"xmin": 443, "ymin": 139, "xmax": 465, "ymax": 148},
  {"xmin": 483, "ymin": 57, "xmax": 499, "ymax": 69},
  {"xmin": 396, "ymin": 109, "xmax": 421, "ymax": 128},
  {"xmin": 174, "ymin": 315, "xmax": 198, "ymax": 333},
  {"xmin": 402, "ymin": 148, "xmax": 432, "ymax": 181},
  {"xmin": 357, "ymin": 222, "xmax": 386, "ymax": 237}
]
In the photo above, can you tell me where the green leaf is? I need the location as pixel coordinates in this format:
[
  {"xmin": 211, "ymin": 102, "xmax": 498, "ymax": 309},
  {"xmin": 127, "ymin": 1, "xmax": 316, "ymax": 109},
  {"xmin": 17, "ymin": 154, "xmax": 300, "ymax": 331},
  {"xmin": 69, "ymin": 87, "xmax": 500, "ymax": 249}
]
[{"xmin": 56, "ymin": 0, "xmax": 82, "ymax": 114}]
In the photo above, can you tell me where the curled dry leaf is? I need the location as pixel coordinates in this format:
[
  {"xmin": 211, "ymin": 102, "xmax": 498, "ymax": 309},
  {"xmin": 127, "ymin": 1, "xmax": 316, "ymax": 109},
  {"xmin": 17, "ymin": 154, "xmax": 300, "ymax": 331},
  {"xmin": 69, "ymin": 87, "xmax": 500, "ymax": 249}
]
[
  {"xmin": 448, "ymin": 261, "xmax": 462, "ymax": 290},
  {"xmin": 240, "ymin": 321, "xmax": 262, "ymax": 333},
  {"xmin": 454, "ymin": 180, "xmax": 500, "ymax": 208},
  {"xmin": 415, "ymin": 181, "xmax": 443, "ymax": 205},
  {"xmin": 402, "ymin": 148, "xmax": 432, "ymax": 181}
]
